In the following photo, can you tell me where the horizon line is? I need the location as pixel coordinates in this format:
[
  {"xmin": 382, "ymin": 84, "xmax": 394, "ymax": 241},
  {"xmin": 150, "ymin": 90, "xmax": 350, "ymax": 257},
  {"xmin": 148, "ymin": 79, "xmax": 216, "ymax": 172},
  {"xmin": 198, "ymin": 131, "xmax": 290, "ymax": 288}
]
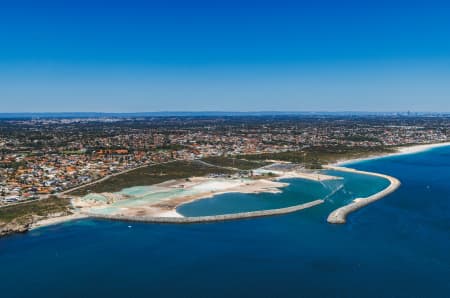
[{"xmin": 1, "ymin": 111, "xmax": 449, "ymax": 116}]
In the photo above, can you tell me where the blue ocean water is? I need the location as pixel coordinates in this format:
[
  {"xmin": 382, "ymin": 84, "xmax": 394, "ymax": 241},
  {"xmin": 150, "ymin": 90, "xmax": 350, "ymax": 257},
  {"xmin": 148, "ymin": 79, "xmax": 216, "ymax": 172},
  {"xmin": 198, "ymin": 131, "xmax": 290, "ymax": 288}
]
[{"xmin": 1, "ymin": 147, "xmax": 450, "ymax": 298}]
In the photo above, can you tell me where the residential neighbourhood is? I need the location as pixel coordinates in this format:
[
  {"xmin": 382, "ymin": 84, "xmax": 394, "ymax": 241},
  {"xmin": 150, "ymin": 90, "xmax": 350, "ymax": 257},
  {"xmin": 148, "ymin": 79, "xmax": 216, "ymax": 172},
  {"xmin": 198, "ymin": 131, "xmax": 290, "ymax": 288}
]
[{"xmin": 1, "ymin": 115, "xmax": 448, "ymax": 205}]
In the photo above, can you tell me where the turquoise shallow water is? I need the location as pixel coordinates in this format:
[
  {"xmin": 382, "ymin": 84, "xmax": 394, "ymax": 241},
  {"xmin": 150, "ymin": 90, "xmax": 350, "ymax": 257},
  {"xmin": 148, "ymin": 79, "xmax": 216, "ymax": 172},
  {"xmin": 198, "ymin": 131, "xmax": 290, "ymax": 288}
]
[
  {"xmin": 177, "ymin": 170, "xmax": 389, "ymax": 216},
  {"xmin": 87, "ymin": 178, "xmax": 265, "ymax": 215},
  {"xmin": 1, "ymin": 147, "xmax": 450, "ymax": 297}
]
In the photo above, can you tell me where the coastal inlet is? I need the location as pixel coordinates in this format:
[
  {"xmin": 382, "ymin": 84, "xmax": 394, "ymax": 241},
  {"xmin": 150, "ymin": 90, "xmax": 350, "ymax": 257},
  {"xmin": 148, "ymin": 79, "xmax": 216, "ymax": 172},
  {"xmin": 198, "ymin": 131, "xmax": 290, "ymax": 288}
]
[{"xmin": 68, "ymin": 163, "xmax": 397, "ymax": 225}]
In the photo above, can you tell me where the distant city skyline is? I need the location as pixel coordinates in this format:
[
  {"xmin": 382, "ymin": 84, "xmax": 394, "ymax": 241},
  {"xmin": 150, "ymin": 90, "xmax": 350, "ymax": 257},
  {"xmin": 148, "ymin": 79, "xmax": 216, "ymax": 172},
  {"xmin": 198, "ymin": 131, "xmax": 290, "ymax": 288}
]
[{"xmin": 1, "ymin": 0, "xmax": 450, "ymax": 112}]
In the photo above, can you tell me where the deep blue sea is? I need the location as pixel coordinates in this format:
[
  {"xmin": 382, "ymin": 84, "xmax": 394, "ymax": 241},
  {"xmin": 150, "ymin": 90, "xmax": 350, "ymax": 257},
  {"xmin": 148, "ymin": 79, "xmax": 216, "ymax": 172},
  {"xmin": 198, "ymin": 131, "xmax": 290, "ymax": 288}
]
[{"xmin": 1, "ymin": 147, "xmax": 450, "ymax": 298}]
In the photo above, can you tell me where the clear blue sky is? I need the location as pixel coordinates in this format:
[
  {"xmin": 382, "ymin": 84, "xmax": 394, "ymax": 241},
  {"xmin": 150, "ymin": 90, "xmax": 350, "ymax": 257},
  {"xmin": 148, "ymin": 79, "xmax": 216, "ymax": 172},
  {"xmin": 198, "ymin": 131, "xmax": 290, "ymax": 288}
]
[{"xmin": 1, "ymin": 0, "xmax": 450, "ymax": 112}]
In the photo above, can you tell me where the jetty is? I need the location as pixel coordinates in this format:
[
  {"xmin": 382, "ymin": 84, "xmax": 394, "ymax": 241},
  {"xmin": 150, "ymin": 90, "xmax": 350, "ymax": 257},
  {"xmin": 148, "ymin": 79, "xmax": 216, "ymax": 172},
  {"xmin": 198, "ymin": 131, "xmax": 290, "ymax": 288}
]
[
  {"xmin": 325, "ymin": 166, "xmax": 401, "ymax": 224},
  {"xmin": 85, "ymin": 199, "xmax": 324, "ymax": 224}
]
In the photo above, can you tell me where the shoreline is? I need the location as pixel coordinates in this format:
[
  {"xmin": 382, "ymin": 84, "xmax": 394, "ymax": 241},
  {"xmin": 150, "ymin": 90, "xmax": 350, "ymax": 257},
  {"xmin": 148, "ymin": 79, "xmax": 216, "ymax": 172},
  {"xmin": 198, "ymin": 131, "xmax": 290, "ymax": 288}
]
[
  {"xmin": 30, "ymin": 213, "xmax": 89, "ymax": 230},
  {"xmin": 13, "ymin": 141, "xmax": 450, "ymax": 232},
  {"xmin": 334, "ymin": 141, "xmax": 450, "ymax": 166},
  {"xmin": 20, "ymin": 177, "xmax": 289, "ymax": 232}
]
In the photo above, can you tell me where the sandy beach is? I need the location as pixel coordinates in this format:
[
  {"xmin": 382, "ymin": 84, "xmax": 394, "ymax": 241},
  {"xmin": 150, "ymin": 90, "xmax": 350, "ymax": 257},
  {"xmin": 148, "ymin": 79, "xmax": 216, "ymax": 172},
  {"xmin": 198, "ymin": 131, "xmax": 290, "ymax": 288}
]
[
  {"xmin": 274, "ymin": 171, "xmax": 342, "ymax": 181},
  {"xmin": 254, "ymin": 168, "xmax": 342, "ymax": 181},
  {"xmin": 30, "ymin": 213, "xmax": 89, "ymax": 230},
  {"xmin": 334, "ymin": 141, "xmax": 450, "ymax": 166}
]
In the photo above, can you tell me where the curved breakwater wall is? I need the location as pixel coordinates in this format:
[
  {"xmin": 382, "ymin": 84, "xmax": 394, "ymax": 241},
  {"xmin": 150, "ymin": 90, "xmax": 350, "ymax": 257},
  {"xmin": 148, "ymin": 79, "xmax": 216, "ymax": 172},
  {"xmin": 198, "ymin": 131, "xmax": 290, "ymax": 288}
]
[
  {"xmin": 86, "ymin": 199, "xmax": 324, "ymax": 224},
  {"xmin": 326, "ymin": 166, "xmax": 401, "ymax": 224}
]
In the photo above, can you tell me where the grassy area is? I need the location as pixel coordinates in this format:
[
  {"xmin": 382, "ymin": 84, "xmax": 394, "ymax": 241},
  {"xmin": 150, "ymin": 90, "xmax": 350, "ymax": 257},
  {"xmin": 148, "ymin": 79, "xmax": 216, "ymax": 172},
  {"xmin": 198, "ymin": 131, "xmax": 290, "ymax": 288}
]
[
  {"xmin": 201, "ymin": 156, "xmax": 270, "ymax": 170},
  {"xmin": 0, "ymin": 196, "xmax": 71, "ymax": 225},
  {"xmin": 238, "ymin": 146, "xmax": 395, "ymax": 169},
  {"xmin": 69, "ymin": 160, "xmax": 236, "ymax": 196}
]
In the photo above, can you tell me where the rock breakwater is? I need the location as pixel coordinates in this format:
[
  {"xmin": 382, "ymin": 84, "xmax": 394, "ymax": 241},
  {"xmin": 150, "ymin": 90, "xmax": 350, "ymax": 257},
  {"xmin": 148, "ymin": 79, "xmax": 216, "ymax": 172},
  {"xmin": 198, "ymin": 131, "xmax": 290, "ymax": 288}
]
[{"xmin": 86, "ymin": 199, "xmax": 324, "ymax": 224}]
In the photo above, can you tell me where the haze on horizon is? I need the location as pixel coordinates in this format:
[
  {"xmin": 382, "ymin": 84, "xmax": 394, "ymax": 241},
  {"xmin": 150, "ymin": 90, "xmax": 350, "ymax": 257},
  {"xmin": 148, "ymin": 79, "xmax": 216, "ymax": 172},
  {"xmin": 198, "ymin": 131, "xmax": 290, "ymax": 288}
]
[{"xmin": 1, "ymin": 0, "xmax": 450, "ymax": 113}]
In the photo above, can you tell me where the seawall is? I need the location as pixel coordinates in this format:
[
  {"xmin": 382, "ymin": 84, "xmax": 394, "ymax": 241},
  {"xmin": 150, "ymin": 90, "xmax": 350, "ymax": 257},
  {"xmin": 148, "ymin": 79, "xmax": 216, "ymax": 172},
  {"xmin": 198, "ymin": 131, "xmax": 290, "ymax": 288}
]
[
  {"xmin": 325, "ymin": 166, "xmax": 401, "ymax": 224},
  {"xmin": 85, "ymin": 199, "xmax": 324, "ymax": 224}
]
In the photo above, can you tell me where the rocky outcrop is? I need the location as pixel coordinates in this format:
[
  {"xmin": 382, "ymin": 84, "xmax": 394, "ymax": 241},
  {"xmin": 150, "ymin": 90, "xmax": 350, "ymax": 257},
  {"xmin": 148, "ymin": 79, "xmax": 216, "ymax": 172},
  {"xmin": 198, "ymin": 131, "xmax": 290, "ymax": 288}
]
[
  {"xmin": 0, "ymin": 216, "xmax": 34, "ymax": 237},
  {"xmin": 0, "ymin": 212, "xmax": 72, "ymax": 238}
]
